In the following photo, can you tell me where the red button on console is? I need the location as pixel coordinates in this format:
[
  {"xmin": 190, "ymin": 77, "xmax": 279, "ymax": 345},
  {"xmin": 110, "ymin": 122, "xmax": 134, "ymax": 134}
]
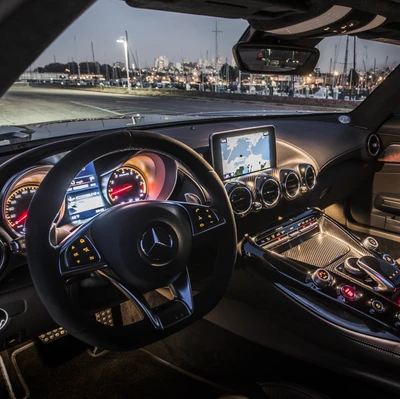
[
  {"xmin": 343, "ymin": 286, "xmax": 354, "ymax": 298},
  {"xmin": 341, "ymin": 285, "xmax": 358, "ymax": 301}
]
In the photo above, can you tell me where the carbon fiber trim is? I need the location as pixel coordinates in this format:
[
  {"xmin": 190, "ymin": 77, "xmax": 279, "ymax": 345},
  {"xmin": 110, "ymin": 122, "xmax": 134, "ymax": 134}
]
[{"xmin": 282, "ymin": 233, "xmax": 350, "ymax": 267}]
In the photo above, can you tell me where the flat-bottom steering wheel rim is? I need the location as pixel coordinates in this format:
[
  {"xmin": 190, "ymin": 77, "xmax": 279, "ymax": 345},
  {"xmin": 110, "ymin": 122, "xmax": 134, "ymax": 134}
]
[{"xmin": 26, "ymin": 130, "xmax": 237, "ymax": 351}]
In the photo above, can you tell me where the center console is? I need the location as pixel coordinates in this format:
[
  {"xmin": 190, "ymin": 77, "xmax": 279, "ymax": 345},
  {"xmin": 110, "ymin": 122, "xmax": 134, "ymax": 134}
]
[{"xmin": 243, "ymin": 209, "xmax": 400, "ymax": 339}]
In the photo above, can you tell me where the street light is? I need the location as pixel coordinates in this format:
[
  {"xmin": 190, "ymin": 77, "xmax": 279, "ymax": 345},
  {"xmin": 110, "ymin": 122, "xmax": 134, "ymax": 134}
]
[{"xmin": 116, "ymin": 36, "xmax": 131, "ymax": 91}]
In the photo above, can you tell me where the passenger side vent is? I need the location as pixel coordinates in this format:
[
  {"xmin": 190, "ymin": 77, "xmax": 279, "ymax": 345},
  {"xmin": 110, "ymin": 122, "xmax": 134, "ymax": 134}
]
[
  {"xmin": 282, "ymin": 171, "xmax": 300, "ymax": 200},
  {"xmin": 227, "ymin": 184, "xmax": 253, "ymax": 216},
  {"xmin": 305, "ymin": 165, "xmax": 316, "ymax": 190},
  {"xmin": 257, "ymin": 175, "xmax": 280, "ymax": 208},
  {"xmin": 367, "ymin": 133, "xmax": 381, "ymax": 157}
]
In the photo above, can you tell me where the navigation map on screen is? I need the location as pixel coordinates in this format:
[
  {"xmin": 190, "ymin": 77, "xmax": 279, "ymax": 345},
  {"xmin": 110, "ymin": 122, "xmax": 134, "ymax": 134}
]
[{"xmin": 220, "ymin": 131, "xmax": 271, "ymax": 180}]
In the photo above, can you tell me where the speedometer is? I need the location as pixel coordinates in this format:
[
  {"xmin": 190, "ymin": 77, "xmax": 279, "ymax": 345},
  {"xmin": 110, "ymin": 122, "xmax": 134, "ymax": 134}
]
[
  {"xmin": 107, "ymin": 167, "xmax": 147, "ymax": 204},
  {"xmin": 4, "ymin": 184, "xmax": 39, "ymax": 236}
]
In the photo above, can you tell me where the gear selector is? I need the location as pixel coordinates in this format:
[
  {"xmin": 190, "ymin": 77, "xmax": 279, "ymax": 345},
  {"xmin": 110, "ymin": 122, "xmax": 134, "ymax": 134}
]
[
  {"xmin": 343, "ymin": 257, "xmax": 366, "ymax": 277},
  {"xmin": 357, "ymin": 256, "xmax": 400, "ymax": 292}
]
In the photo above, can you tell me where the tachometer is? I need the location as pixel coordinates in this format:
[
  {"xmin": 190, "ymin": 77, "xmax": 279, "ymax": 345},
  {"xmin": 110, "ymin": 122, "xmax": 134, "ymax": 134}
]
[
  {"xmin": 107, "ymin": 167, "xmax": 147, "ymax": 204},
  {"xmin": 5, "ymin": 184, "xmax": 39, "ymax": 235}
]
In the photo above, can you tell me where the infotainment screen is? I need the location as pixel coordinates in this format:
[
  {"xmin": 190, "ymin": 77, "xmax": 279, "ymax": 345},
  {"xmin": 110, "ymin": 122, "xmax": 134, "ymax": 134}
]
[
  {"xmin": 66, "ymin": 162, "xmax": 106, "ymax": 222},
  {"xmin": 210, "ymin": 126, "xmax": 276, "ymax": 180}
]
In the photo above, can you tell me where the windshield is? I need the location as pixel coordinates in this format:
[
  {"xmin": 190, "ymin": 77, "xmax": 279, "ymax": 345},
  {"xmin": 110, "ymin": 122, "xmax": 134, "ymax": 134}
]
[{"xmin": 1, "ymin": 0, "xmax": 400, "ymax": 127}]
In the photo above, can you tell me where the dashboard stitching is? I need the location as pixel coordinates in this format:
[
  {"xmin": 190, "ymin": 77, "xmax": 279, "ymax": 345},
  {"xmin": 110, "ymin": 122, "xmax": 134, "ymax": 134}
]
[
  {"xmin": 0, "ymin": 133, "xmax": 101, "ymax": 169},
  {"xmin": 276, "ymin": 138, "xmax": 319, "ymax": 171},
  {"xmin": 319, "ymin": 146, "xmax": 363, "ymax": 172},
  {"xmin": 337, "ymin": 331, "xmax": 400, "ymax": 358},
  {"xmin": 0, "ymin": 283, "xmax": 34, "ymax": 297}
]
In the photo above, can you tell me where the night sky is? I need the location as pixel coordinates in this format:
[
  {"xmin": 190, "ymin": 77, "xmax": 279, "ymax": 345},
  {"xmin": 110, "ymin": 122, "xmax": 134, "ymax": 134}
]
[{"xmin": 34, "ymin": 0, "xmax": 400, "ymax": 73}]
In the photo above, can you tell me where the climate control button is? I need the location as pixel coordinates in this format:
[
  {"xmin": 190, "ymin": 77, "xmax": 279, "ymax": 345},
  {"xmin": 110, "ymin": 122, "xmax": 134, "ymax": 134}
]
[{"xmin": 311, "ymin": 268, "xmax": 333, "ymax": 288}]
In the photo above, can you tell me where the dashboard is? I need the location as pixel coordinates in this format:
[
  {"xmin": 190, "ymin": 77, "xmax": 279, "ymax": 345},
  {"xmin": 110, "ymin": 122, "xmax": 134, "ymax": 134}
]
[
  {"xmin": 0, "ymin": 116, "xmax": 378, "ymax": 246},
  {"xmin": 0, "ymin": 122, "xmax": 324, "ymax": 246}
]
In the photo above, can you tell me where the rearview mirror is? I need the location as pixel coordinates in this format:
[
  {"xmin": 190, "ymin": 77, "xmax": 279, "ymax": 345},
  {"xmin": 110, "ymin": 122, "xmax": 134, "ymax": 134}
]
[{"xmin": 233, "ymin": 43, "xmax": 320, "ymax": 75}]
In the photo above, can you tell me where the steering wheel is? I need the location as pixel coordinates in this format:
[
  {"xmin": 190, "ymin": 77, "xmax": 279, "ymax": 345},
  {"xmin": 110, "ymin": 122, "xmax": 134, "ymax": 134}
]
[{"xmin": 25, "ymin": 130, "xmax": 237, "ymax": 351}]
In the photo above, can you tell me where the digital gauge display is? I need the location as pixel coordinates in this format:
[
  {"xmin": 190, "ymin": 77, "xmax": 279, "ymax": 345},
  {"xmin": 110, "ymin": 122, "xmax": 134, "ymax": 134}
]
[
  {"xmin": 66, "ymin": 162, "xmax": 106, "ymax": 223},
  {"xmin": 107, "ymin": 167, "xmax": 147, "ymax": 204},
  {"xmin": 4, "ymin": 184, "xmax": 38, "ymax": 235}
]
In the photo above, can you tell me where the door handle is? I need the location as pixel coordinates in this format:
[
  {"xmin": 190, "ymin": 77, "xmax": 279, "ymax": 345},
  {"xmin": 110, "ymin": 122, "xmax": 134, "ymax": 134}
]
[{"xmin": 375, "ymin": 193, "xmax": 400, "ymax": 216}]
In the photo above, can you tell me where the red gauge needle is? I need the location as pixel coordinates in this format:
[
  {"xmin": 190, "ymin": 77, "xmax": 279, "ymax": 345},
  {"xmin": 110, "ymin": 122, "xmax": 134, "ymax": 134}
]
[
  {"xmin": 111, "ymin": 184, "xmax": 133, "ymax": 196},
  {"xmin": 15, "ymin": 212, "xmax": 28, "ymax": 225}
]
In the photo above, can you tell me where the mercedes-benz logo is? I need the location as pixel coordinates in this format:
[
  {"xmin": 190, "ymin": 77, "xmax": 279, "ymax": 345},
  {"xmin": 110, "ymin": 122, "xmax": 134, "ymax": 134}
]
[
  {"xmin": 0, "ymin": 308, "xmax": 9, "ymax": 331},
  {"xmin": 140, "ymin": 227, "xmax": 174, "ymax": 264}
]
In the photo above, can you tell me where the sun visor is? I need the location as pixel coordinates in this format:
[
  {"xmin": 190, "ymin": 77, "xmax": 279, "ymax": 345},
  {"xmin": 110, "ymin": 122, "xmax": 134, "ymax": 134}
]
[
  {"xmin": 125, "ymin": 0, "xmax": 400, "ymax": 44},
  {"xmin": 124, "ymin": 0, "xmax": 328, "ymax": 24}
]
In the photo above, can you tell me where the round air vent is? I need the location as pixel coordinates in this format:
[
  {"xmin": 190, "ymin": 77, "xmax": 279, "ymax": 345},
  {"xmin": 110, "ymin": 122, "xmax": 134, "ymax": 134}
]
[
  {"xmin": 283, "ymin": 171, "xmax": 300, "ymax": 200},
  {"xmin": 259, "ymin": 177, "xmax": 280, "ymax": 208},
  {"xmin": 304, "ymin": 165, "xmax": 316, "ymax": 190},
  {"xmin": 367, "ymin": 133, "xmax": 381, "ymax": 157},
  {"xmin": 228, "ymin": 185, "xmax": 253, "ymax": 216}
]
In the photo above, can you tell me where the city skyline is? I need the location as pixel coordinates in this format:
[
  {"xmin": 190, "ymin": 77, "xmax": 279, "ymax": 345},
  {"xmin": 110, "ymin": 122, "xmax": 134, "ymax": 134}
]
[
  {"xmin": 33, "ymin": 0, "xmax": 246, "ymax": 70},
  {"xmin": 33, "ymin": 0, "xmax": 400, "ymax": 74}
]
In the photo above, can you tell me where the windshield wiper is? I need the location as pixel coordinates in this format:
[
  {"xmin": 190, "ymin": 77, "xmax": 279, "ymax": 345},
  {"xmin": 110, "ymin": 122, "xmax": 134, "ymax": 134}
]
[
  {"xmin": 0, "ymin": 125, "xmax": 35, "ymax": 144},
  {"xmin": 34, "ymin": 116, "xmax": 131, "ymax": 126}
]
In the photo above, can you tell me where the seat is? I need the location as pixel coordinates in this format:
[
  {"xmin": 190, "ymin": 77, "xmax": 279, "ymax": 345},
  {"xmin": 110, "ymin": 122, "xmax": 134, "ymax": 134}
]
[{"xmin": 221, "ymin": 382, "xmax": 330, "ymax": 399}]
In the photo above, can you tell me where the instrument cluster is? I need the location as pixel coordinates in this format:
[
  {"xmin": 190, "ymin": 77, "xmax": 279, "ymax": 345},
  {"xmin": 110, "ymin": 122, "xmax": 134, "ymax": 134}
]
[{"xmin": 1, "ymin": 151, "xmax": 178, "ymax": 237}]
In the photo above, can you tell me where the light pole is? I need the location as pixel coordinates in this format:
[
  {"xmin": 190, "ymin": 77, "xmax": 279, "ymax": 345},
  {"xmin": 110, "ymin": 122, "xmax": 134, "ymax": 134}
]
[{"xmin": 116, "ymin": 37, "xmax": 131, "ymax": 91}]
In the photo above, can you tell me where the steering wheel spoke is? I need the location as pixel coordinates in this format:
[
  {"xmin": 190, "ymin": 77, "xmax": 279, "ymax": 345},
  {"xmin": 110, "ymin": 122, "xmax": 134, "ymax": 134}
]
[
  {"xmin": 58, "ymin": 220, "xmax": 107, "ymax": 277},
  {"xmin": 168, "ymin": 267, "xmax": 194, "ymax": 313},
  {"xmin": 98, "ymin": 268, "xmax": 193, "ymax": 330}
]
